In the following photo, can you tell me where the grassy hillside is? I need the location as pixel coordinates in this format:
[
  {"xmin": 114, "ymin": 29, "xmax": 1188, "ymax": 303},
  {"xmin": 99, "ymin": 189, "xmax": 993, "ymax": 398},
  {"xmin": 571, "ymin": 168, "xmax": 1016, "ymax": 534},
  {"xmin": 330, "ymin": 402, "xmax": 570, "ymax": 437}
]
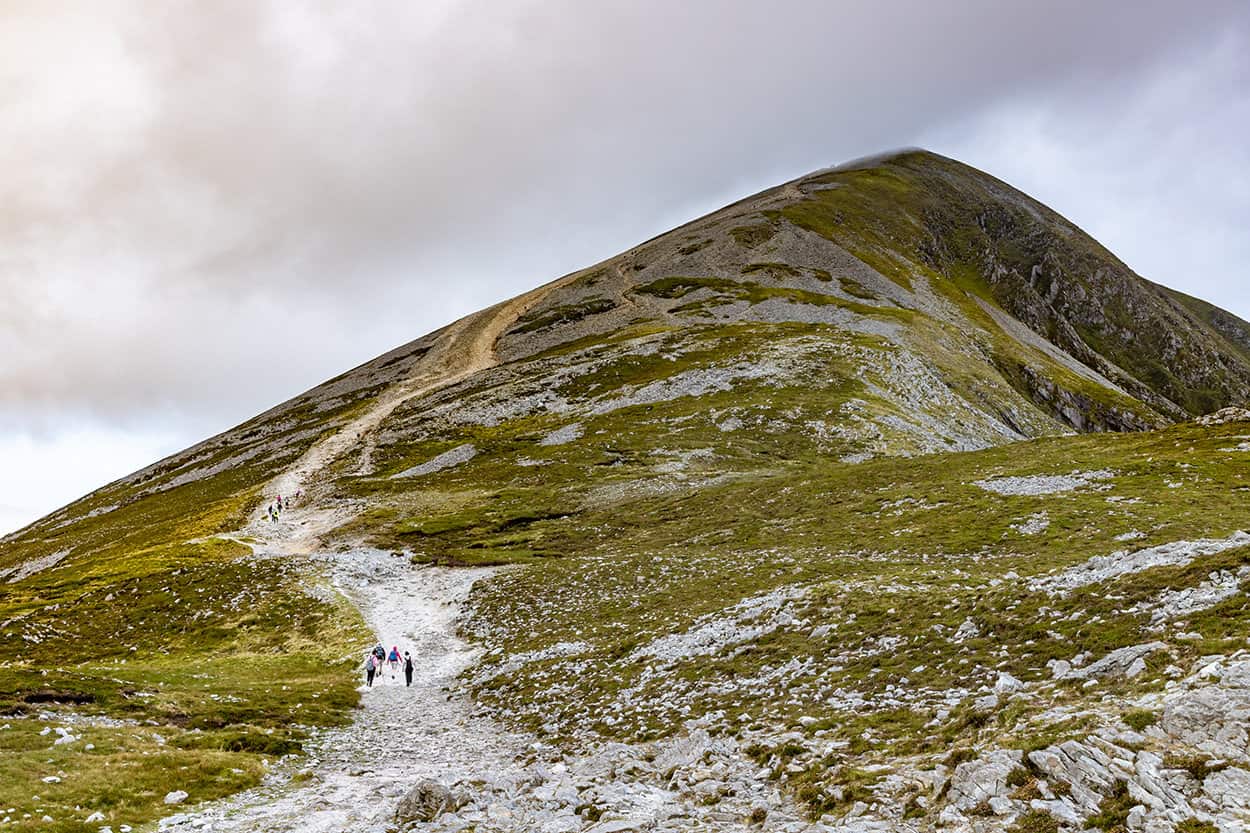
[{"xmin": 2, "ymin": 149, "xmax": 1248, "ymax": 831}]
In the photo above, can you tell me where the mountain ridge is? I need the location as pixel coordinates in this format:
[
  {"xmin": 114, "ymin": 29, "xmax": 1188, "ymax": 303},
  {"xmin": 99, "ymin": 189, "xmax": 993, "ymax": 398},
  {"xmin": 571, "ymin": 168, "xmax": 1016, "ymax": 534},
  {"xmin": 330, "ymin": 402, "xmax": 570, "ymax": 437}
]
[
  {"xmin": 3, "ymin": 149, "xmax": 1250, "ymax": 833},
  {"xmin": 11, "ymin": 148, "xmax": 1250, "ymax": 544}
]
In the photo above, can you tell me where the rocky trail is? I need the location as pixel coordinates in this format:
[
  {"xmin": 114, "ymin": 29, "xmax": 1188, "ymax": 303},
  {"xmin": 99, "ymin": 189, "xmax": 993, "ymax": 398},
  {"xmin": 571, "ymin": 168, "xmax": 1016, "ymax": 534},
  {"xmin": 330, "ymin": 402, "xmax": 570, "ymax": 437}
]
[
  {"xmin": 158, "ymin": 549, "xmax": 528, "ymax": 832},
  {"xmin": 152, "ymin": 543, "xmax": 808, "ymax": 832},
  {"xmin": 158, "ymin": 269, "xmax": 809, "ymax": 831}
]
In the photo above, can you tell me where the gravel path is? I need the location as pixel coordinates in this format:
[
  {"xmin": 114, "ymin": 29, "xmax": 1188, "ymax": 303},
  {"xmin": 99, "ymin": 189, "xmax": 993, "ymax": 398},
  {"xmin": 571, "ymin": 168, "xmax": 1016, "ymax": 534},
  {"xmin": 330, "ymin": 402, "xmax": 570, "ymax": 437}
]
[{"xmin": 158, "ymin": 549, "xmax": 527, "ymax": 833}]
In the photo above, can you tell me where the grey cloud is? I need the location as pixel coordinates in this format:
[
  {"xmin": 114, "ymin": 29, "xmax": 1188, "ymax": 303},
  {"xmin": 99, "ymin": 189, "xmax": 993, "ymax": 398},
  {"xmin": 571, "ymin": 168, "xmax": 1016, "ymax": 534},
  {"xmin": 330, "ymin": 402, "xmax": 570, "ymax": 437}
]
[{"xmin": 2, "ymin": 0, "xmax": 1249, "ymax": 440}]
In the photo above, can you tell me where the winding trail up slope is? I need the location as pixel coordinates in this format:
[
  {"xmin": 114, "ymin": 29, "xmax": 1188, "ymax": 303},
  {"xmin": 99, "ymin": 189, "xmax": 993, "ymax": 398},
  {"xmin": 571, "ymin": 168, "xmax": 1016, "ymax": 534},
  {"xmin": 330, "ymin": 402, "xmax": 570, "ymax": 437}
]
[
  {"xmin": 157, "ymin": 275, "xmax": 608, "ymax": 831},
  {"xmin": 253, "ymin": 269, "xmax": 586, "ymax": 533}
]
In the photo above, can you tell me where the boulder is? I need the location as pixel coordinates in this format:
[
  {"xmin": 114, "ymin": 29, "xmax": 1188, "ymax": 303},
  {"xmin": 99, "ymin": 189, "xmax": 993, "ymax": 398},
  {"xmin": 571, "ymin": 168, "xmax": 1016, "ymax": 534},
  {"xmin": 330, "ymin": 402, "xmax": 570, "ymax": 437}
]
[
  {"xmin": 1072, "ymin": 643, "xmax": 1167, "ymax": 681},
  {"xmin": 945, "ymin": 749, "xmax": 1022, "ymax": 810},
  {"xmin": 163, "ymin": 790, "xmax": 189, "ymax": 805},
  {"xmin": 1161, "ymin": 686, "xmax": 1250, "ymax": 763},
  {"xmin": 395, "ymin": 780, "xmax": 454, "ymax": 825},
  {"xmin": 994, "ymin": 672, "xmax": 1025, "ymax": 694}
]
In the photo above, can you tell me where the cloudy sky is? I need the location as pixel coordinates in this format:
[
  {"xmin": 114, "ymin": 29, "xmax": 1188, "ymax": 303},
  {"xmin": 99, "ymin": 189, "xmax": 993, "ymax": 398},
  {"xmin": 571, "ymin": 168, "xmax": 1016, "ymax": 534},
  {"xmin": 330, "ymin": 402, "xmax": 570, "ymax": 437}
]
[{"xmin": 2, "ymin": 1, "xmax": 1248, "ymax": 534}]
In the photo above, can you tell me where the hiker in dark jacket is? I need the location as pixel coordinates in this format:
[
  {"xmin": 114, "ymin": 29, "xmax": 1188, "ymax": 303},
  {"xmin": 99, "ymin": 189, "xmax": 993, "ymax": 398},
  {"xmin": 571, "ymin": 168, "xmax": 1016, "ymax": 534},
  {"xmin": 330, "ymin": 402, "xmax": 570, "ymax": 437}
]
[{"xmin": 404, "ymin": 651, "xmax": 414, "ymax": 687}]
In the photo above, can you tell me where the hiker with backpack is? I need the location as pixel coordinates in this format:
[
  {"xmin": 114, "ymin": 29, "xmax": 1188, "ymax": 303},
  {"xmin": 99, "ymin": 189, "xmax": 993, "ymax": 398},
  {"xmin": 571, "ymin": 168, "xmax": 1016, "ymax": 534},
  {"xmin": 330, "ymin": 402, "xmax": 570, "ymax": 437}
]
[
  {"xmin": 365, "ymin": 652, "xmax": 377, "ymax": 688},
  {"xmin": 388, "ymin": 645, "xmax": 401, "ymax": 676},
  {"xmin": 404, "ymin": 651, "xmax": 414, "ymax": 687}
]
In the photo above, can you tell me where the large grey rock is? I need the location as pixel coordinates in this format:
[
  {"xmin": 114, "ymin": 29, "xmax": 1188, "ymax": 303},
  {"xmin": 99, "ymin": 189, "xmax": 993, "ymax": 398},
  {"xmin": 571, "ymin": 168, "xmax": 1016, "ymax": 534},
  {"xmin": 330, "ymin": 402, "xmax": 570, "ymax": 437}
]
[
  {"xmin": 1028, "ymin": 741, "xmax": 1117, "ymax": 815},
  {"xmin": 1160, "ymin": 659, "xmax": 1250, "ymax": 763},
  {"xmin": 1201, "ymin": 767, "xmax": 1250, "ymax": 813},
  {"xmin": 1071, "ymin": 642, "xmax": 1168, "ymax": 680},
  {"xmin": 395, "ymin": 780, "xmax": 454, "ymax": 825},
  {"xmin": 946, "ymin": 749, "xmax": 1022, "ymax": 810}
]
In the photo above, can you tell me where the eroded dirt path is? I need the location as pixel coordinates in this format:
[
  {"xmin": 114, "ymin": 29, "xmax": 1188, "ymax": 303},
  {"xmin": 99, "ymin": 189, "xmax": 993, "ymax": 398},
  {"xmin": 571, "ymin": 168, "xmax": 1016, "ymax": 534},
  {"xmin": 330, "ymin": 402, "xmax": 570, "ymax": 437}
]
[{"xmin": 256, "ymin": 273, "xmax": 585, "ymax": 526}]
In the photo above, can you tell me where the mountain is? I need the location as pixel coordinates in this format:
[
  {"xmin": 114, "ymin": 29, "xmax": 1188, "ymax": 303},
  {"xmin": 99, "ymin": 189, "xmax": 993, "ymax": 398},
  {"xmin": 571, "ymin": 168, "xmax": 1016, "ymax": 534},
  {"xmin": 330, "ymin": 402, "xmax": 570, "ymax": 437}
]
[{"xmin": 2, "ymin": 150, "xmax": 1250, "ymax": 833}]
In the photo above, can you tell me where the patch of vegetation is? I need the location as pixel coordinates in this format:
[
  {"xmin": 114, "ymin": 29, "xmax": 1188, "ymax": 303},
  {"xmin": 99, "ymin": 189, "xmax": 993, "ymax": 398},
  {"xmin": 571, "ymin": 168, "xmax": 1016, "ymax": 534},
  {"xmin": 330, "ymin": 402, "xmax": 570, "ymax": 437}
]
[
  {"xmin": 634, "ymin": 276, "xmax": 741, "ymax": 299},
  {"xmin": 729, "ymin": 223, "xmax": 777, "ymax": 249},
  {"xmin": 838, "ymin": 276, "xmax": 877, "ymax": 299},
  {"xmin": 1164, "ymin": 753, "xmax": 1227, "ymax": 781},
  {"xmin": 632, "ymin": 276, "xmax": 903, "ymax": 321},
  {"xmin": 1010, "ymin": 809, "xmax": 1060, "ymax": 833},
  {"xmin": 1121, "ymin": 708, "xmax": 1157, "ymax": 732},
  {"xmin": 1085, "ymin": 781, "xmax": 1133, "ymax": 832},
  {"xmin": 741, "ymin": 262, "xmax": 803, "ymax": 278},
  {"xmin": 509, "ymin": 298, "xmax": 617, "ymax": 335}
]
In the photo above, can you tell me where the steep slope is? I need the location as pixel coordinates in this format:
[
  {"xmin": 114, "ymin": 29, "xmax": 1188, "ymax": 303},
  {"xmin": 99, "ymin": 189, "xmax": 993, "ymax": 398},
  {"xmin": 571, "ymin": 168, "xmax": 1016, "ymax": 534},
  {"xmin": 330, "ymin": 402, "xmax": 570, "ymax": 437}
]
[{"xmin": 2, "ymin": 150, "xmax": 1250, "ymax": 833}]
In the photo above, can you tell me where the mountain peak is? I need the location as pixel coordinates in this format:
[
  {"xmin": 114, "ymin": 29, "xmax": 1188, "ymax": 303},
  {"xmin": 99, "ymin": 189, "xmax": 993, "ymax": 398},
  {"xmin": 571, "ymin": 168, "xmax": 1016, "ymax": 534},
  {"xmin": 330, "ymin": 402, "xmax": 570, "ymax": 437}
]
[{"xmin": 4, "ymin": 151, "xmax": 1250, "ymax": 832}]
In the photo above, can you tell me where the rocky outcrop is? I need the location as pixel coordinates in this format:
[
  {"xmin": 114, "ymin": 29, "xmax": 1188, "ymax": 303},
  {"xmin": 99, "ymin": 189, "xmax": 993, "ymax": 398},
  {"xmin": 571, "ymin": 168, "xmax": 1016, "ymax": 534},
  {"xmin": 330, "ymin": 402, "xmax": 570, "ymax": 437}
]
[
  {"xmin": 1197, "ymin": 406, "xmax": 1250, "ymax": 426},
  {"xmin": 395, "ymin": 780, "xmax": 454, "ymax": 825},
  {"xmin": 1160, "ymin": 657, "xmax": 1250, "ymax": 763}
]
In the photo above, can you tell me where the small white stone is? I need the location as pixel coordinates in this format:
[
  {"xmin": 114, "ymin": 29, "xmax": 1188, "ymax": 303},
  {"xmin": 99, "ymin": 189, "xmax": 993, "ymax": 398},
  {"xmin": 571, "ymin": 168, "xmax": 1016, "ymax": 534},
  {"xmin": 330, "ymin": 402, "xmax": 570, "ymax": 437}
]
[
  {"xmin": 163, "ymin": 790, "xmax": 189, "ymax": 806},
  {"xmin": 995, "ymin": 672, "xmax": 1025, "ymax": 694}
]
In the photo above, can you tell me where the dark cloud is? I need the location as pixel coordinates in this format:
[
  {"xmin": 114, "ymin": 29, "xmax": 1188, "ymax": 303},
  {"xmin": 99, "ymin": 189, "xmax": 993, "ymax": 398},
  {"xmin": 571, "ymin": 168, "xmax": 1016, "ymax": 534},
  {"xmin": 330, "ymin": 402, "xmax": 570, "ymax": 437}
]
[{"xmin": 2, "ymin": 0, "xmax": 1248, "ymax": 530}]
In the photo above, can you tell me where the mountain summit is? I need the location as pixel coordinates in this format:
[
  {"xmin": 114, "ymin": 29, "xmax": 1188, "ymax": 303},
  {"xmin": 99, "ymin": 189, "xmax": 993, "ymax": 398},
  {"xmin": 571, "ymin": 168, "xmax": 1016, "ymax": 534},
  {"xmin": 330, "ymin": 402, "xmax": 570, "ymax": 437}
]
[{"xmin": 3, "ymin": 150, "xmax": 1250, "ymax": 832}]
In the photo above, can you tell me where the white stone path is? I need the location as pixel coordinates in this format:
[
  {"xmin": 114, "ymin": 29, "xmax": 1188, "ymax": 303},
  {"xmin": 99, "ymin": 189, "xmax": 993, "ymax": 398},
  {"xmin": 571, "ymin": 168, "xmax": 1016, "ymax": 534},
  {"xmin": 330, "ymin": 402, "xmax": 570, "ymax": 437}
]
[{"xmin": 158, "ymin": 549, "xmax": 526, "ymax": 833}]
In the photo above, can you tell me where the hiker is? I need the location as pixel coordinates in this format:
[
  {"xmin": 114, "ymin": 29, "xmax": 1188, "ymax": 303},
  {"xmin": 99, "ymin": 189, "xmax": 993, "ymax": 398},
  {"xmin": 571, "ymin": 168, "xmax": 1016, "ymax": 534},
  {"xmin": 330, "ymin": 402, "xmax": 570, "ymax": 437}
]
[
  {"xmin": 372, "ymin": 643, "xmax": 386, "ymax": 672},
  {"xmin": 365, "ymin": 653, "xmax": 377, "ymax": 688},
  {"xmin": 404, "ymin": 651, "xmax": 414, "ymax": 687},
  {"xmin": 388, "ymin": 645, "xmax": 401, "ymax": 675}
]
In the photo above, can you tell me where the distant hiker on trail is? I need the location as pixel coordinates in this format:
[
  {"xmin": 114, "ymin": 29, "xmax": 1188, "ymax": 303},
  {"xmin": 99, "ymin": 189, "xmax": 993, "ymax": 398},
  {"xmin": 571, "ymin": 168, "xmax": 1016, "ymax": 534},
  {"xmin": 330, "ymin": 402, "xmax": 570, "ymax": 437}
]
[
  {"xmin": 365, "ymin": 653, "xmax": 377, "ymax": 688},
  {"xmin": 388, "ymin": 645, "xmax": 401, "ymax": 675},
  {"xmin": 404, "ymin": 651, "xmax": 414, "ymax": 687},
  {"xmin": 372, "ymin": 643, "xmax": 386, "ymax": 672}
]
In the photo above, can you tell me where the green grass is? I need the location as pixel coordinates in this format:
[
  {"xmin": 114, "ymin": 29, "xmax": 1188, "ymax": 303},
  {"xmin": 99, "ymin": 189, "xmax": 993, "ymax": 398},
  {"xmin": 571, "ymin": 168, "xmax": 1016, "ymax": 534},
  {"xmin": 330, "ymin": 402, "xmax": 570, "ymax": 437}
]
[
  {"xmin": 0, "ymin": 546, "xmax": 368, "ymax": 831},
  {"xmin": 1121, "ymin": 709, "xmax": 1158, "ymax": 732},
  {"xmin": 0, "ymin": 382, "xmax": 381, "ymax": 829},
  {"xmin": 509, "ymin": 298, "xmax": 617, "ymax": 335},
  {"xmin": 0, "ymin": 719, "xmax": 266, "ymax": 832},
  {"xmin": 1086, "ymin": 781, "xmax": 1133, "ymax": 832}
]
